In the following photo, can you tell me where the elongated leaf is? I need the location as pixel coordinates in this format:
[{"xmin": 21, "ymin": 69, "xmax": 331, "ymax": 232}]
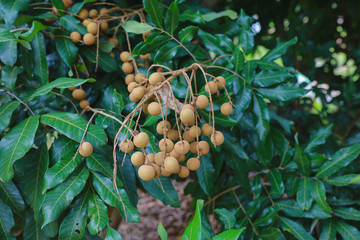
[
  {"xmin": 59, "ymin": 15, "xmax": 87, "ymax": 35},
  {"xmin": 0, "ymin": 115, "xmax": 40, "ymax": 182},
  {"xmin": 179, "ymin": 9, "xmax": 204, "ymax": 24},
  {"xmin": 143, "ymin": 114, "xmax": 162, "ymax": 127},
  {"xmin": 253, "ymin": 207, "xmax": 279, "ymax": 227},
  {"xmin": 319, "ymin": 219, "xmax": 337, "ymax": 240},
  {"xmin": 143, "ymin": 0, "xmax": 163, "ymax": 28},
  {"xmin": 81, "ymin": 46, "xmax": 117, "ymax": 72},
  {"xmin": 296, "ymin": 177, "xmax": 313, "ymax": 210},
  {"xmin": 20, "ymin": 21, "xmax": 47, "ymax": 41},
  {"xmin": 55, "ymin": 35, "xmax": 78, "ymax": 68},
  {"xmin": 58, "ymin": 186, "xmax": 91, "ymax": 240},
  {"xmin": 304, "ymin": 124, "xmax": 333, "ymax": 153},
  {"xmin": 279, "ymin": 216, "xmax": 315, "ymax": 240},
  {"xmin": 275, "ymin": 200, "xmax": 330, "ymax": 219},
  {"xmin": 100, "ymin": 86, "xmax": 124, "ymax": 115},
  {"xmin": 154, "ymin": 41, "xmax": 179, "ymax": 63},
  {"xmin": 165, "ymin": 2, "xmax": 179, "ymax": 35},
  {"xmin": 105, "ymin": 225, "xmax": 123, "ymax": 240},
  {"xmin": 0, "ymin": 180, "xmax": 24, "ymax": 216},
  {"xmin": 203, "ymin": 10, "xmax": 238, "ymax": 22},
  {"xmin": 232, "ymin": 45, "xmax": 245, "ymax": 73},
  {"xmin": 196, "ymin": 154, "xmax": 215, "ymax": 196},
  {"xmin": 183, "ymin": 200, "xmax": 203, "ymax": 240},
  {"xmin": 337, "ymin": 222, "xmax": 360, "ymax": 240},
  {"xmin": 0, "ymin": 30, "xmax": 17, "ymax": 66},
  {"xmin": 258, "ymin": 228, "xmax": 281, "ymax": 240},
  {"xmin": 253, "ymin": 70, "xmax": 294, "ymax": 87},
  {"xmin": 239, "ymin": 27, "xmax": 255, "ymax": 54},
  {"xmin": 326, "ymin": 174, "xmax": 360, "ymax": 186},
  {"xmin": 200, "ymin": 110, "xmax": 237, "ymax": 127},
  {"xmin": 233, "ymin": 78, "xmax": 252, "ymax": 121},
  {"xmin": 0, "ymin": 101, "xmax": 19, "ymax": 133},
  {"xmin": 311, "ymin": 180, "xmax": 331, "ymax": 213},
  {"xmin": 271, "ymin": 128, "xmax": 292, "ymax": 167},
  {"xmin": 1, "ymin": 66, "xmax": 23, "ymax": 90},
  {"xmin": 263, "ymin": 37, "xmax": 297, "ymax": 61},
  {"xmin": 0, "ymin": 0, "xmax": 31, "ymax": 25},
  {"xmin": 178, "ymin": 26, "xmax": 197, "ymax": 43},
  {"xmin": 122, "ymin": 20, "xmax": 155, "ymax": 34},
  {"xmin": 41, "ymin": 112, "xmax": 107, "ymax": 147},
  {"xmin": 23, "ymin": 209, "xmax": 50, "ymax": 240},
  {"xmin": 158, "ymin": 222, "xmax": 168, "ymax": 240},
  {"xmin": 294, "ymin": 142, "xmax": 310, "ymax": 177},
  {"xmin": 116, "ymin": 152, "xmax": 138, "ymax": 205},
  {"xmin": 51, "ymin": 137, "xmax": 77, "ymax": 163},
  {"xmin": 42, "ymin": 165, "xmax": 89, "ymax": 227},
  {"xmin": 268, "ymin": 169, "xmax": 284, "ymax": 195},
  {"xmin": 213, "ymin": 229, "xmax": 245, "ymax": 240},
  {"xmin": 214, "ymin": 208, "xmax": 235, "ymax": 230},
  {"xmin": 257, "ymin": 84, "xmax": 309, "ymax": 101},
  {"xmin": 333, "ymin": 207, "xmax": 360, "ymax": 221},
  {"xmin": 316, "ymin": 143, "xmax": 360, "ymax": 178},
  {"xmin": 91, "ymin": 172, "xmax": 139, "ymax": 222},
  {"xmin": 31, "ymin": 33, "xmax": 48, "ymax": 85},
  {"xmin": 253, "ymin": 92, "xmax": 270, "ymax": 141},
  {"xmin": 88, "ymin": 192, "xmax": 109, "ymax": 235},
  {"xmin": 0, "ymin": 199, "xmax": 15, "ymax": 240},
  {"xmin": 135, "ymin": 35, "xmax": 171, "ymax": 55},
  {"xmin": 198, "ymin": 29, "xmax": 231, "ymax": 56}
]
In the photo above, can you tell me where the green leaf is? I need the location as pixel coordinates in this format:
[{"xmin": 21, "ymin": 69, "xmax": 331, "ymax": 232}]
[
  {"xmin": 253, "ymin": 92, "xmax": 270, "ymax": 141},
  {"xmin": 253, "ymin": 208, "xmax": 279, "ymax": 227},
  {"xmin": 275, "ymin": 200, "xmax": 330, "ymax": 219},
  {"xmin": 31, "ymin": 33, "xmax": 48, "ymax": 85},
  {"xmin": 182, "ymin": 199, "xmax": 203, "ymax": 240},
  {"xmin": 91, "ymin": 172, "xmax": 139, "ymax": 222},
  {"xmin": 143, "ymin": 0, "xmax": 163, "ymax": 28},
  {"xmin": 55, "ymin": 35, "xmax": 78, "ymax": 68},
  {"xmin": 232, "ymin": 45, "xmax": 245, "ymax": 74},
  {"xmin": 262, "ymin": 37, "xmax": 298, "ymax": 61},
  {"xmin": 198, "ymin": 29, "xmax": 231, "ymax": 56},
  {"xmin": 213, "ymin": 229, "xmax": 245, "ymax": 240},
  {"xmin": 0, "ymin": 199, "xmax": 15, "ymax": 240},
  {"xmin": 296, "ymin": 177, "xmax": 313, "ymax": 210},
  {"xmin": 88, "ymin": 192, "xmax": 109, "ymax": 235},
  {"xmin": 143, "ymin": 114, "xmax": 162, "ymax": 127},
  {"xmin": 0, "ymin": 0, "xmax": 31, "ymax": 25},
  {"xmin": 0, "ymin": 101, "xmax": 19, "ymax": 133},
  {"xmin": 311, "ymin": 180, "xmax": 331, "ymax": 213},
  {"xmin": 268, "ymin": 169, "xmax": 284, "ymax": 195},
  {"xmin": 58, "ymin": 186, "xmax": 91, "ymax": 240},
  {"xmin": 122, "ymin": 20, "xmax": 155, "ymax": 34},
  {"xmin": 233, "ymin": 78, "xmax": 252, "ymax": 121},
  {"xmin": 158, "ymin": 222, "xmax": 168, "ymax": 240},
  {"xmin": 337, "ymin": 222, "xmax": 360, "ymax": 240},
  {"xmin": 271, "ymin": 128, "xmax": 292, "ymax": 167},
  {"xmin": 253, "ymin": 70, "xmax": 294, "ymax": 87},
  {"xmin": 239, "ymin": 28, "xmax": 255, "ymax": 54},
  {"xmin": 214, "ymin": 208, "xmax": 235, "ymax": 229},
  {"xmin": 258, "ymin": 228, "xmax": 281, "ymax": 240},
  {"xmin": 200, "ymin": 110, "xmax": 237, "ymax": 127},
  {"xmin": 28, "ymin": 77, "xmax": 95, "ymax": 101},
  {"xmin": 59, "ymin": 15, "xmax": 87, "ymax": 35},
  {"xmin": 0, "ymin": 30, "xmax": 18, "ymax": 66},
  {"xmin": 179, "ymin": 9, "xmax": 204, "ymax": 24},
  {"xmin": 196, "ymin": 154, "xmax": 215, "ymax": 196},
  {"xmin": 133, "ymin": 35, "xmax": 171, "ymax": 56},
  {"xmin": 154, "ymin": 41, "xmax": 179, "ymax": 63},
  {"xmin": 333, "ymin": 207, "xmax": 360, "ymax": 221},
  {"xmin": 42, "ymin": 165, "xmax": 89, "ymax": 227},
  {"xmin": 0, "ymin": 180, "xmax": 24, "ymax": 216},
  {"xmin": 316, "ymin": 143, "xmax": 360, "ymax": 178},
  {"xmin": 51, "ymin": 137, "xmax": 77, "ymax": 163},
  {"xmin": 278, "ymin": 216, "xmax": 315, "ymax": 240},
  {"xmin": 116, "ymin": 152, "xmax": 138, "ymax": 205},
  {"xmin": 20, "ymin": 21, "xmax": 47, "ymax": 41},
  {"xmin": 100, "ymin": 86, "xmax": 124, "ymax": 115},
  {"xmin": 0, "ymin": 115, "xmax": 40, "ymax": 182},
  {"xmin": 81, "ymin": 46, "xmax": 118, "ymax": 72},
  {"xmin": 105, "ymin": 225, "xmax": 123, "ymax": 240},
  {"xmin": 304, "ymin": 124, "xmax": 333, "ymax": 153},
  {"xmin": 165, "ymin": 2, "xmax": 179, "ymax": 35},
  {"xmin": 178, "ymin": 26, "xmax": 197, "ymax": 43},
  {"xmin": 1, "ymin": 65, "xmax": 23, "ymax": 90},
  {"xmin": 257, "ymin": 84, "xmax": 309, "ymax": 101},
  {"xmin": 294, "ymin": 142, "xmax": 310, "ymax": 177},
  {"xmin": 23, "ymin": 209, "xmax": 50, "ymax": 240},
  {"xmin": 40, "ymin": 112, "xmax": 108, "ymax": 147},
  {"xmin": 319, "ymin": 219, "xmax": 337, "ymax": 240},
  {"xmin": 326, "ymin": 174, "xmax": 360, "ymax": 186},
  {"xmin": 202, "ymin": 10, "xmax": 238, "ymax": 22}
]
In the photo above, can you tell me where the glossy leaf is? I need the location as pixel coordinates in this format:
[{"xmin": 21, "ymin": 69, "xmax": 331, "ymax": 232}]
[
  {"xmin": 253, "ymin": 92, "xmax": 270, "ymax": 141},
  {"xmin": 311, "ymin": 180, "xmax": 331, "ymax": 213},
  {"xmin": 326, "ymin": 174, "xmax": 360, "ymax": 186},
  {"xmin": 59, "ymin": 15, "xmax": 87, "ymax": 35},
  {"xmin": 143, "ymin": 0, "xmax": 163, "ymax": 28},
  {"xmin": 296, "ymin": 177, "xmax": 313, "ymax": 210},
  {"xmin": 117, "ymin": 152, "xmax": 138, "ymax": 205},
  {"xmin": 275, "ymin": 200, "xmax": 331, "ymax": 219},
  {"xmin": 0, "ymin": 199, "xmax": 15, "ymax": 240},
  {"xmin": 88, "ymin": 192, "xmax": 109, "ymax": 235},
  {"xmin": 213, "ymin": 229, "xmax": 245, "ymax": 240},
  {"xmin": 23, "ymin": 209, "xmax": 50, "ymax": 240},
  {"xmin": 262, "ymin": 37, "xmax": 298, "ymax": 61},
  {"xmin": 51, "ymin": 137, "xmax": 77, "ymax": 163},
  {"xmin": 100, "ymin": 86, "xmax": 124, "ymax": 115},
  {"xmin": 214, "ymin": 208, "xmax": 235, "ymax": 229},
  {"xmin": 253, "ymin": 208, "xmax": 279, "ymax": 227},
  {"xmin": 200, "ymin": 110, "xmax": 237, "ymax": 127},
  {"xmin": 183, "ymin": 200, "xmax": 203, "ymax": 240},
  {"xmin": 122, "ymin": 20, "xmax": 155, "ymax": 34},
  {"xmin": 0, "ymin": 0, "xmax": 31, "ymax": 25},
  {"xmin": 165, "ymin": 2, "xmax": 179, "ymax": 35},
  {"xmin": 196, "ymin": 154, "xmax": 215, "ymax": 196},
  {"xmin": 105, "ymin": 225, "xmax": 123, "ymax": 240},
  {"xmin": 257, "ymin": 84, "xmax": 309, "ymax": 101},
  {"xmin": 278, "ymin": 216, "xmax": 315, "ymax": 240},
  {"xmin": 232, "ymin": 45, "xmax": 245, "ymax": 73},
  {"xmin": 294, "ymin": 142, "xmax": 310, "ymax": 177},
  {"xmin": 333, "ymin": 207, "xmax": 360, "ymax": 221},
  {"xmin": 319, "ymin": 219, "xmax": 337, "ymax": 240},
  {"xmin": 233, "ymin": 78, "xmax": 252, "ymax": 121},
  {"xmin": 202, "ymin": 10, "xmax": 238, "ymax": 22},
  {"xmin": 258, "ymin": 228, "xmax": 281, "ymax": 240},
  {"xmin": 253, "ymin": 70, "xmax": 294, "ymax": 87},
  {"xmin": 304, "ymin": 124, "xmax": 333, "ymax": 153},
  {"xmin": 337, "ymin": 222, "xmax": 360, "ymax": 240},
  {"xmin": 1, "ymin": 66, "xmax": 23, "ymax": 90},
  {"xmin": 158, "ymin": 222, "xmax": 168, "ymax": 240},
  {"xmin": 31, "ymin": 33, "xmax": 48, "ymax": 85},
  {"xmin": 0, "ymin": 180, "xmax": 24, "ymax": 216},
  {"xmin": 55, "ymin": 35, "xmax": 78, "ymax": 68},
  {"xmin": 0, "ymin": 30, "xmax": 18, "ymax": 66},
  {"xmin": 154, "ymin": 41, "xmax": 179, "ymax": 63},
  {"xmin": 20, "ymin": 21, "xmax": 47, "ymax": 41},
  {"xmin": 81, "ymin": 46, "xmax": 118, "ymax": 72},
  {"xmin": 268, "ymin": 169, "xmax": 284, "ymax": 195},
  {"xmin": 179, "ymin": 9, "xmax": 204, "ymax": 24},
  {"xmin": 0, "ymin": 101, "xmax": 19, "ymax": 133},
  {"xmin": 178, "ymin": 26, "xmax": 197, "ymax": 43}
]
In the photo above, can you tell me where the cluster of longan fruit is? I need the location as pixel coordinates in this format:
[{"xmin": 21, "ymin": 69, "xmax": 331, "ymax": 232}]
[{"xmin": 68, "ymin": 86, "xmax": 90, "ymax": 110}]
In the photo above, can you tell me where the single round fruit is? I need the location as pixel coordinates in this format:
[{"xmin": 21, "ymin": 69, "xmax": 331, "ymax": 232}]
[
  {"xmin": 190, "ymin": 142, "xmax": 198, "ymax": 154},
  {"xmin": 174, "ymin": 140, "xmax": 190, "ymax": 155},
  {"xmin": 183, "ymin": 131, "xmax": 195, "ymax": 143},
  {"xmin": 202, "ymin": 123, "xmax": 214, "ymax": 136},
  {"xmin": 108, "ymin": 37, "xmax": 119, "ymax": 46},
  {"xmin": 68, "ymin": 86, "xmax": 76, "ymax": 91},
  {"xmin": 127, "ymin": 82, "xmax": 137, "ymax": 93},
  {"xmin": 135, "ymin": 73, "xmax": 146, "ymax": 83},
  {"xmin": 100, "ymin": 22, "xmax": 108, "ymax": 32},
  {"xmin": 142, "ymin": 103, "xmax": 149, "ymax": 115},
  {"xmin": 198, "ymin": 141, "xmax": 210, "ymax": 155},
  {"xmin": 132, "ymin": 86, "xmax": 145, "ymax": 100},
  {"xmin": 196, "ymin": 95, "xmax": 209, "ymax": 109},
  {"xmin": 138, "ymin": 165, "xmax": 155, "ymax": 181},
  {"xmin": 129, "ymin": 93, "xmax": 138, "ymax": 103},
  {"xmin": 146, "ymin": 85, "xmax": 155, "ymax": 93},
  {"xmin": 155, "ymin": 152, "xmax": 165, "ymax": 166},
  {"xmin": 216, "ymin": 76, "xmax": 226, "ymax": 89},
  {"xmin": 120, "ymin": 51, "xmax": 131, "ymax": 62},
  {"xmin": 156, "ymin": 120, "xmax": 171, "ymax": 135},
  {"xmin": 100, "ymin": 8, "xmax": 109, "ymax": 16},
  {"xmin": 147, "ymin": 153, "xmax": 155, "ymax": 163},
  {"xmin": 72, "ymin": 89, "xmax": 86, "ymax": 100},
  {"xmin": 164, "ymin": 157, "xmax": 180, "ymax": 173},
  {"xmin": 178, "ymin": 166, "xmax": 190, "ymax": 178},
  {"xmin": 167, "ymin": 129, "xmax": 179, "ymax": 141},
  {"xmin": 159, "ymin": 139, "xmax": 174, "ymax": 153},
  {"xmin": 70, "ymin": 31, "xmax": 81, "ymax": 43},
  {"xmin": 170, "ymin": 150, "xmax": 181, "ymax": 159},
  {"xmin": 148, "ymin": 102, "xmax": 162, "ymax": 116},
  {"xmin": 221, "ymin": 102, "xmax": 233, "ymax": 116},
  {"xmin": 79, "ymin": 141, "xmax": 93, "ymax": 157},
  {"xmin": 189, "ymin": 126, "xmax": 201, "ymax": 138},
  {"xmin": 87, "ymin": 22, "xmax": 98, "ymax": 34},
  {"xmin": 78, "ymin": 8, "xmax": 88, "ymax": 19},
  {"xmin": 80, "ymin": 100, "xmax": 90, "ymax": 109},
  {"xmin": 149, "ymin": 72, "xmax": 163, "ymax": 86},
  {"xmin": 45, "ymin": 17, "xmax": 56, "ymax": 24},
  {"xmin": 161, "ymin": 167, "xmax": 172, "ymax": 177},
  {"xmin": 122, "ymin": 62, "xmax": 133, "ymax": 74},
  {"xmin": 140, "ymin": 54, "xmax": 150, "ymax": 60},
  {"xmin": 205, "ymin": 81, "xmax": 218, "ymax": 94},
  {"xmin": 211, "ymin": 131, "xmax": 224, "ymax": 146},
  {"xmin": 120, "ymin": 140, "xmax": 134, "ymax": 153},
  {"xmin": 62, "ymin": 0, "xmax": 73, "ymax": 8},
  {"xmin": 125, "ymin": 74, "xmax": 135, "ymax": 85},
  {"xmin": 143, "ymin": 31, "xmax": 152, "ymax": 37},
  {"xmin": 89, "ymin": 9, "xmax": 98, "ymax": 18},
  {"xmin": 182, "ymin": 104, "xmax": 195, "ymax": 112},
  {"xmin": 131, "ymin": 151, "xmax": 145, "ymax": 166},
  {"xmin": 83, "ymin": 33, "xmax": 95, "ymax": 45},
  {"xmin": 152, "ymin": 163, "xmax": 161, "ymax": 178},
  {"xmin": 82, "ymin": 19, "xmax": 90, "ymax": 27},
  {"xmin": 133, "ymin": 132, "xmax": 149, "ymax": 149},
  {"xmin": 180, "ymin": 109, "xmax": 195, "ymax": 126},
  {"xmin": 187, "ymin": 157, "xmax": 200, "ymax": 171}
]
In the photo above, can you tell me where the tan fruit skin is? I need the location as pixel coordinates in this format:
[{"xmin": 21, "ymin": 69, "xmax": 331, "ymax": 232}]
[
  {"xmin": 79, "ymin": 142, "xmax": 93, "ymax": 157},
  {"xmin": 122, "ymin": 62, "xmax": 134, "ymax": 74},
  {"xmin": 133, "ymin": 132, "xmax": 149, "ymax": 149},
  {"xmin": 83, "ymin": 33, "xmax": 95, "ymax": 45},
  {"xmin": 164, "ymin": 157, "xmax": 180, "ymax": 173},
  {"xmin": 187, "ymin": 157, "xmax": 200, "ymax": 171},
  {"xmin": 148, "ymin": 102, "xmax": 161, "ymax": 116},
  {"xmin": 72, "ymin": 89, "xmax": 86, "ymax": 100},
  {"xmin": 138, "ymin": 165, "xmax": 155, "ymax": 181}
]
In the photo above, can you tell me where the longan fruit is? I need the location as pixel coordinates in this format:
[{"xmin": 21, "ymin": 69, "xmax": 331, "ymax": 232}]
[
  {"xmin": 161, "ymin": 167, "xmax": 172, "ymax": 177},
  {"xmin": 80, "ymin": 100, "xmax": 90, "ymax": 109},
  {"xmin": 169, "ymin": 151, "xmax": 186, "ymax": 163},
  {"xmin": 120, "ymin": 51, "xmax": 131, "ymax": 62},
  {"xmin": 167, "ymin": 129, "xmax": 179, "ymax": 141},
  {"xmin": 127, "ymin": 82, "xmax": 137, "ymax": 93},
  {"xmin": 45, "ymin": 17, "xmax": 56, "ymax": 24},
  {"xmin": 182, "ymin": 104, "xmax": 195, "ymax": 112},
  {"xmin": 174, "ymin": 140, "xmax": 190, "ymax": 155},
  {"xmin": 122, "ymin": 62, "xmax": 133, "ymax": 74},
  {"xmin": 120, "ymin": 140, "xmax": 134, "ymax": 153},
  {"xmin": 82, "ymin": 19, "xmax": 90, "ymax": 27},
  {"xmin": 72, "ymin": 89, "xmax": 86, "ymax": 100},
  {"xmin": 216, "ymin": 76, "xmax": 226, "ymax": 89},
  {"xmin": 131, "ymin": 151, "xmax": 145, "ymax": 166},
  {"xmin": 164, "ymin": 157, "xmax": 180, "ymax": 173},
  {"xmin": 129, "ymin": 93, "xmax": 138, "ymax": 103},
  {"xmin": 149, "ymin": 72, "xmax": 163, "ymax": 86},
  {"xmin": 198, "ymin": 141, "xmax": 210, "ymax": 155},
  {"xmin": 79, "ymin": 141, "xmax": 93, "ymax": 157},
  {"xmin": 138, "ymin": 165, "xmax": 155, "ymax": 181},
  {"xmin": 108, "ymin": 38, "xmax": 119, "ymax": 47},
  {"xmin": 100, "ymin": 22, "xmax": 108, "ymax": 32},
  {"xmin": 146, "ymin": 85, "xmax": 155, "ymax": 94},
  {"xmin": 180, "ymin": 109, "xmax": 195, "ymax": 126},
  {"xmin": 155, "ymin": 152, "xmax": 165, "ymax": 166},
  {"xmin": 159, "ymin": 139, "xmax": 174, "ymax": 153},
  {"xmin": 87, "ymin": 22, "xmax": 98, "ymax": 34},
  {"xmin": 178, "ymin": 166, "xmax": 190, "ymax": 178},
  {"xmin": 133, "ymin": 132, "xmax": 149, "ymax": 149},
  {"xmin": 62, "ymin": 0, "xmax": 73, "ymax": 8},
  {"xmin": 147, "ymin": 153, "xmax": 155, "ymax": 163},
  {"xmin": 189, "ymin": 142, "xmax": 198, "ymax": 154},
  {"xmin": 187, "ymin": 157, "xmax": 200, "ymax": 171},
  {"xmin": 189, "ymin": 126, "xmax": 201, "ymax": 138},
  {"xmin": 143, "ymin": 31, "xmax": 152, "ymax": 37},
  {"xmin": 135, "ymin": 73, "xmax": 146, "ymax": 83},
  {"xmin": 170, "ymin": 150, "xmax": 181, "ymax": 158},
  {"xmin": 205, "ymin": 81, "xmax": 218, "ymax": 95},
  {"xmin": 183, "ymin": 131, "xmax": 195, "ymax": 143},
  {"xmin": 68, "ymin": 86, "xmax": 77, "ymax": 91},
  {"xmin": 156, "ymin": 120, "xmax": 171, "ymax": 135},
  {"xmin": 100, "ymin": 8, "xmax": 109, "ymax": 16},
  {"xmin": 177, "ymin": 154, "xmax": 186, "ymax": 163},
  {"xmin": 196, "ymin": 95, "xmax": 209, "ymax": 109},
  {"xmin": 83, "ymin": 33, "xmax": 95, "ymax": 45},
  {"xmin": 132, "ymin": 86, "xmax": 145, "ymax": 101},
  {"xmin": 202, "ymin": 124, "xmax": 214, "ymax": 136},
  {"xmin": 152, "ymin": 163, "xmax": 161, "ymax": 178},
  {"xmin": 140, "ymin": 54, "xmax": 150, "ymax": 60},
  {"xmin": 221, "ymin": 102, "xmax": 233, "ymax": 116},
  {"xmin": 78, "ymin": 9, "xmax": 88, "ymax": 19},
  {"xmin": 125, "ymin": 74, "xmax": 135, "ymax": 85},
  {"xmin": 143, "ymin": 103, "xmax": 150, "ymax": 115},
  {"xmin": 148, "ymin": 102, "xmax": 162, "ymax": 116},
  {"xmin": 157, "ymin": 67, "xmax": 164, "ymax": 72},
  {"xmin": 89, "ymin": 9, "xmax": 98, "ymax": 18},
  {"xmin": 211, "ymin": 131, "xmax": 224, "ymax": 146},
  {"xmin": 70, "ymin": 31, "xmax": 81, "ymax": 43}
]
